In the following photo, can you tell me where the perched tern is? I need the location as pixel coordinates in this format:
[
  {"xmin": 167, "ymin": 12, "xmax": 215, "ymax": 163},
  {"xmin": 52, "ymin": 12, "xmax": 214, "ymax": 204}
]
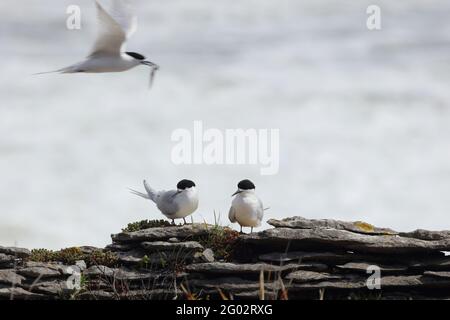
[
  {"xmin": 37, "ymin": 0, "xmax": 159, "ymax": 87},
  {"xmin": 129, "ymin": 179, "xmax": 199, "ymax": 224},
  {"xmin": 229, "ymin": 179, "xmax": 264, "ymax": 233}
]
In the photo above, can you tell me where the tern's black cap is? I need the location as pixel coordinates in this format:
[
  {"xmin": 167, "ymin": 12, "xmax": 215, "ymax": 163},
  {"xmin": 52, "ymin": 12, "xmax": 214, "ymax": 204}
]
[
  {"xmin": 177, "ymin": 179, "xmax": 196, "ymax": 189},
  {"xmin": 237, "ymin": 179, "xmax": 255, "ymax": 190},
  {"xmin": 126, "ymin": 52, "xmax": 146, "ymax": 60}
]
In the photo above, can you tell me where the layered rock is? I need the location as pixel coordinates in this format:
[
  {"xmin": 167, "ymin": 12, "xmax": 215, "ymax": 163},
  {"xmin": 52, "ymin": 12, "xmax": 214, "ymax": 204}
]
[{"xmin": 1, "ymin": 217, "xmax": 450, "ymax": 300}]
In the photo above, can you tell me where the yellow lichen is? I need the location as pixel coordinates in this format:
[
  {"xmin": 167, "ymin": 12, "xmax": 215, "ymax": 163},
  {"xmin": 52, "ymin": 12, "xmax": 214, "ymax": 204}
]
[{"xmin": 353, "ymin": 221, "xmax": 375, "ymax": 232}]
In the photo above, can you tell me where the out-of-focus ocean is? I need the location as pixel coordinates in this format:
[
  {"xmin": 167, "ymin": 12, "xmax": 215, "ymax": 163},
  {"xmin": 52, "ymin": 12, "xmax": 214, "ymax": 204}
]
[{"xmin": 1, "ymin": 0, "xmax": 450, "ymax": 249}]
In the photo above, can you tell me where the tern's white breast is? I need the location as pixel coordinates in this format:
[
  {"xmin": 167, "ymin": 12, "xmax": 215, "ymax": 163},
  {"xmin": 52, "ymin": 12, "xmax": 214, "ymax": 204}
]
[
  {"xmin": 172, "ymin": 188, "xmax": 199, "ymax": 219},
  {"xmin": 232, "ymin": 193, "xmax": 262, "ymax": 227},
  {"xmin": 76, "ymin": 55, "xmax": 140, "ymax": 73}
]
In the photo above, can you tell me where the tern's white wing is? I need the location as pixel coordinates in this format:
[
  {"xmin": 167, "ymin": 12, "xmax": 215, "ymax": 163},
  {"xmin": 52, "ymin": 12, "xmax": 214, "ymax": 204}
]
[
  {"xmin": 89, "ymin": 1, "xmax": 127, "ymax": 56},
  {"xmin": 256, "ymin": 198, "xmax": 264, "ymax": 221},
  {"xmin": 110, "ymin": 0, "xmax": 137, "ymax": 38},
  {"xmin": 156, "ymin": 191, "xmax": 181, "ymax": 217},
  {"xmin": 228, "ymin": 206, "xmax": 236, "ymax": 223}
]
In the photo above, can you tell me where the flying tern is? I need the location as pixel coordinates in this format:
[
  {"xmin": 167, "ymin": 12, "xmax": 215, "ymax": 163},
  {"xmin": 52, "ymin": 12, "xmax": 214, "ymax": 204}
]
[{"xmin": 37, "ymin": 0, "xmax": 159, "ymax": 87}]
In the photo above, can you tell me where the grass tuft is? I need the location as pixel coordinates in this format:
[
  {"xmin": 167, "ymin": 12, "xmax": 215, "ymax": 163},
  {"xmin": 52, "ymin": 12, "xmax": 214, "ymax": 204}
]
[
  {"xmin": 121, "ymin": 219, "xmax": 173, "ymax": 232},
  {"xmin": 29, "ymin": 247, "xmax": 118, "ymax": 267},
  {"xmin": 198, "ymin": 225, "xmax": 240, "ymax": 261}
]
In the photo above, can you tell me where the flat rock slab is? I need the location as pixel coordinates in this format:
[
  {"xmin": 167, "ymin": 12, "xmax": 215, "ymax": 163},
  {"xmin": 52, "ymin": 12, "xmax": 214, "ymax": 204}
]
[
  {"xmin": 291, "ymin": 279, "xmax": 367, "ymax": 290},
  {"xmin": 113, "ymin": 269, "xmax": 155, "ymax": 281},
  {"xmin": 380, "ymin": 275, "xmax": 424, "ymax": 287},
  {"xmin": 104, "ymin": 243, "xmax": 135, "ymax": 252},
  {"xmin": 286, "ymin": 270, "xmax": 341, "ymax": 283},
  {"xmin": 231, "ymin": 291, "xmax": 278, "ymax": 300},
  {"xmin": 78, "ymin": 289, "xmax": 177, "ymax": 300},
  {"xmin": 268, "ymin": 217, "xmax": 398, "ymax": 235},
  {"xmin": 290, "ymin": 275, "xmax": 450, "ymax": 291},
  {"xmin": 77, "ymin": 290, "xmax": 115, "ymax": 300},
  {"xmin": 141, "ymin": 241, "xmax": 204, "ymax": 252},
  {"xmin": 423, "ymin": 271, "xmax": 450, "ymax": 279},
  {"xmin": 0, "ymin": 269, "xmax": 26, "ymax": 285},
  {"xmin": 28, "ymin": 280, "xmax": 70, "ymax": 296},
  {"xmin": 112, "ymin": 269, "xmax": 185, "ymax": 282},
  {"xmin": 0, "ymin": 253, "xmax": 15, "ymax": 267},
  {"xmin": 17, "ymin": 262, "xmax": 77, "ymax": 278},
  {"xmin": 408, "ymin": 257, "xmax": 450, "ymax": 271},
  {"xmin": 116, "ymin": 249, "xmax": 146, "ymax": 264},
  {"xmin": 24, "ymin": 261, "xmax": 77, "ymax": 275},
  {"xmin": 188, "ymin": 277, "xmax": 284, "ymax": 292},
  {"xmin": 83, "ymin": 265, "xmax": 115, "ymax": 277},
  {"xmin": 258, "ymin": 251, "xmax": 351, "ymax": 264},
  {"xmin": 257, "ymin": 251, "xmax": 414, "ymax": 265},
  {"xmin": 117, "ymin": 248, "xmax": 204, "ymax": 266},
  {"xmin": 186, "ymin": 262, "xmax": 303, "ymax": 275},
  {"xmin": 336, "ymin": 262, "xmax": 408, "ymax": 274},
  {"xmin": 0, "ymin": 287, "xmax": 46, "ymax": 300},
  {"xmin": 399, "ymin": 229, "xmax": 450, "ymax": 241},
  {"xmin": 241, "ymin": 227, "xmax": 450, "ymax": 254},
  {"xmin": 0, "ymin": 246, "xmax": 31, "ymax": 258},
  {"xmin": 111, "ymin": 224, "xmax": 213, "ymax": 243},
  {"xmin": 18, "ymin": 266, "xmax": 62, "ymax": 279},
  {"xmin": 82, "ymin": 266, "xmax": 182, "ymax": 282}
]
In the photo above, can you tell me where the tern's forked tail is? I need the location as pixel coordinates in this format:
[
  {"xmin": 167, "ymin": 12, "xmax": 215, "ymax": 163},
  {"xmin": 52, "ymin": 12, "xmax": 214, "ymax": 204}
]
[
  {"xmin": 33, "ymin": 65, "xmax": 81, "ymax": 75},
  {"xmin": 129, "ymin": 180, "xmax": 158, "ymax": 203}
]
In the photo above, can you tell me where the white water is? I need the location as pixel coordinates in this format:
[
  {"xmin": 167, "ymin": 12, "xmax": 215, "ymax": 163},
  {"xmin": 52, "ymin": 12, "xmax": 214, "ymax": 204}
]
[{"xmin": 1, "ymin": 0, "xmax": 450, "ymax": 249}]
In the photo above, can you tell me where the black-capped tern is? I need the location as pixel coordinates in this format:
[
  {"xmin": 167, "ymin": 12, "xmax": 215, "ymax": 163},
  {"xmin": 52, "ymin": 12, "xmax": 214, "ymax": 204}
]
[
  {"xmin": 229, "ymin": 179, "xmax": 264, "ymax": 234},
  {"xmin": 36, "ymin": 0, "xmax": 159, "ymax": 87},
  {"xmin": 129, "ymin": 179, "xmax": 199, "ymax": 224}
]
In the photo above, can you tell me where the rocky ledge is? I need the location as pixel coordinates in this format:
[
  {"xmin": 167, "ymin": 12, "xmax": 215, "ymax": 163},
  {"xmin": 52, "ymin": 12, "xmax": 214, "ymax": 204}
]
[{"xmin": 1, "ymin": 216, "xmax": 450, "ymax": 300}]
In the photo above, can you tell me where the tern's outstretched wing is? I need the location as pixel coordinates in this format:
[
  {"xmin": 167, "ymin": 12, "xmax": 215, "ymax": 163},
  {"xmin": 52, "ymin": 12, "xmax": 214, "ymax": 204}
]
[
  {"xmin": 110, "ymin": 0, "xmax": 137, "ymax": 38},
  {"xmin": 89, "ymin": 1, "xmax": 127, "ymax": 56}
]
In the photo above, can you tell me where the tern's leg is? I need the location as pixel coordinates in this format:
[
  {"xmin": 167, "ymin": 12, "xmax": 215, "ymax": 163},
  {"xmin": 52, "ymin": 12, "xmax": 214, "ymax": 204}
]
[
  {"xmin": 171, "ymin": 219, "xmax": 175, "ymax": 225},
  {"xmin": 240, "ymin": 225, "xmax": 243, "ymax": 234},
  {"xmin": 143, "ymin": 61, "xmax": 159, "ymax": 68},
  {"xmin": 142, "ymin": 61, "xmax": 160, "ymax": 89},
  {"xmin": 251, "ymin": 227, "xmax": 253, "ymax": 233},
  {"xmin": 183, "ymin": 217, "xmax": 187, "ymax": 225}
]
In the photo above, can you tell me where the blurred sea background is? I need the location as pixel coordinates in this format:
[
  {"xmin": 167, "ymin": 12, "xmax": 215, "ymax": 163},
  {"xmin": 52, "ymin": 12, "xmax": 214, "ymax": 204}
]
[{"xmin": 1, "ymin": 0, "xmax": 450, "ymax": 249}]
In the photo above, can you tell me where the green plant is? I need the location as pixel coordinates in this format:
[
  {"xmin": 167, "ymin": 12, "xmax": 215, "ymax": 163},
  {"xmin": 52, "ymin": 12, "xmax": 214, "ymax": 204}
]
[
  {"xmin": 122, "ymin": 219, "xmax": 173, "ymax": 232},
  {"xmin": 198, "ymin": 225, "xmax": 239, "ymax": 261},
  {"xmin": 85, "ymin": 250, "xmax": 119, "ymax": 267},
  {"xmin": 57, "ymin": 247, "xmax": 85, "ymax": 265},
  {"xmin": 139, "ymin": 255, "xmax": 150, "ymax": 269},
  {"xmin": 29, "ymin": 247, "xmax": 118, "ymax": 267},
  {"xmin": 29, "ymin": 248, "xmax": 57, "ymax": 262}
]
